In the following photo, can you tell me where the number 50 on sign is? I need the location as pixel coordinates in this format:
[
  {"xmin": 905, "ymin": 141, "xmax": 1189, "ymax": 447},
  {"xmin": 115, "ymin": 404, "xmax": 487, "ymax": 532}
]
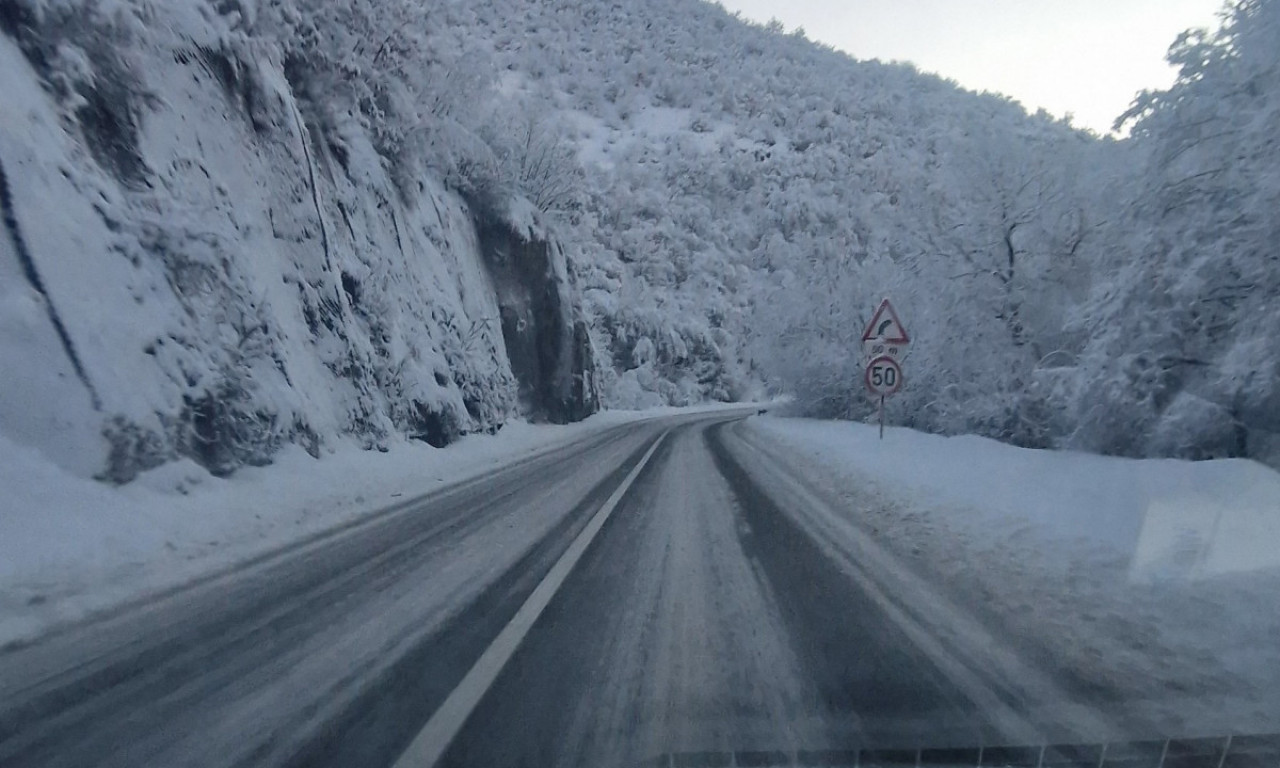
[{"xmin": 864, "ymin": 355, "xmax": 904, "ymax": 397}]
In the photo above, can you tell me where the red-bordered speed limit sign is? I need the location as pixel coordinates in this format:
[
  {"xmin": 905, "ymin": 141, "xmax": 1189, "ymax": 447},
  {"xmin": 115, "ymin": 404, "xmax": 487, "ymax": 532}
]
[{"xmin": 864, "ymin": 355, "xmax": 904, "ymax": 396}]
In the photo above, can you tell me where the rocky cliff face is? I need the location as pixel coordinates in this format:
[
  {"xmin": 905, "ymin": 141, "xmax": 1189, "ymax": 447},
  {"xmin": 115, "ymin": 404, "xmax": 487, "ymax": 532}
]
[
  {"xmin": 0, "ymin": 14, "xmax": 596, "ymax": 482},
  {"xmin": 475, "ymin": 204, "xmax": 599, "ymax": 425}
]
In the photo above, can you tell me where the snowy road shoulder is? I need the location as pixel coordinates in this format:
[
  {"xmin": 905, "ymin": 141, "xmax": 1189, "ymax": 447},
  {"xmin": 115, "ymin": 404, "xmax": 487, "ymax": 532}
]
[{"xmin": 743, "ymin": 416, "xmax": 1280, "ymax": 738}]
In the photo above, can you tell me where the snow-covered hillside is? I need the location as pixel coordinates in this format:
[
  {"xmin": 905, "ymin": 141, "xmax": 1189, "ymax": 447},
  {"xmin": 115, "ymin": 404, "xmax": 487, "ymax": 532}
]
[
  {"xmin": 450, "ymin": 0, "xmax": 1280, "ymax": 466},
  {"xmin": 0, "ymin": 2, "xmax": 597, "ymax": 481},
  {"xmin": 2, "ymin": 0, "xmax": 1276, "ymax": 478}
]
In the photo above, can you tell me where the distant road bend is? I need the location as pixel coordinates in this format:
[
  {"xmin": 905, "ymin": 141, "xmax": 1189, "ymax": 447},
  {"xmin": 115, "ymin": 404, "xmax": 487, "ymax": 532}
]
[{"xmin": 2, "ymin": 409, "xmax": 1119, "ymax": 768}]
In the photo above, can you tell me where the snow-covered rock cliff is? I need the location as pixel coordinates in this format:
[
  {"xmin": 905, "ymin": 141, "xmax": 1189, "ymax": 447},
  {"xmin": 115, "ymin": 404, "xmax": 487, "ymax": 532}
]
[{"xmin": 0, "ymin": 7, "xmax": 597, "ymax": 482}]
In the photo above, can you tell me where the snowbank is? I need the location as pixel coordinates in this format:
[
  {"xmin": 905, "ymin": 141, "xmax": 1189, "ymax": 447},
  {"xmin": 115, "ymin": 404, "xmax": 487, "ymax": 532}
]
[
  {"xmin": 752, "ymin": 417, "xmax": 1280, "ymax": 578},
  {"xmin": 748, "ymin": 416, "xmax": 1280, "ymax": 736}
]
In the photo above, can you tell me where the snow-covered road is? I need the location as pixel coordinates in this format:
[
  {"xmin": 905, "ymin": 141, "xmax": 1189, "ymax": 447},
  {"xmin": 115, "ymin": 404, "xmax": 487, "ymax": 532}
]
[
  {"xmin": 2, "ymin": 412, "xmax": 1277, "ymax": 768},
  {"xmin": 439, "ymin": 417, "xmax": 1027, "ymax": 768}
]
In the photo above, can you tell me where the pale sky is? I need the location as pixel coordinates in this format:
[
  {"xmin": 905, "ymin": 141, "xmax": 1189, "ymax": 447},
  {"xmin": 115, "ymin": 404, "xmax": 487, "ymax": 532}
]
[{"xmin": 715, "ymin": 0, "xmax": 1225, "ymax": 134}]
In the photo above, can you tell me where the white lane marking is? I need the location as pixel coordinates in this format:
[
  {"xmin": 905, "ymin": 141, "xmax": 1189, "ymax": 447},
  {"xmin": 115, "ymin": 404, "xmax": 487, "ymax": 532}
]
[{"xmin": 391, "ymin": 430, "xmax": 670, "ymax": 768}]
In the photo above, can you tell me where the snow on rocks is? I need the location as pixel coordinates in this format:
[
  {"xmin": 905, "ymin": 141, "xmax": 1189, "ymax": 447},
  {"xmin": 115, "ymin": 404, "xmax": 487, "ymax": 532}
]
[{"xmin": 0, "ymin": 10, "xmax": 600, "ymax": 485}]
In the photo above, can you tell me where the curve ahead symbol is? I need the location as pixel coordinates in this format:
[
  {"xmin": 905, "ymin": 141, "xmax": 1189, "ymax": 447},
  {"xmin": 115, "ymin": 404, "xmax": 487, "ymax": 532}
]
[{"xmin": 876, "ymin": 319, "xmax": 894, "ymax": 336}]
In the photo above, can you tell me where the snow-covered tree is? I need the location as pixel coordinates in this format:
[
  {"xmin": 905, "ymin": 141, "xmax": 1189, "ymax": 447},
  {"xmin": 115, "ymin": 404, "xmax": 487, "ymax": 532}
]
[{"xmin": 1070, "ymin": 0, "xmax": 1280, "ymax": 460}]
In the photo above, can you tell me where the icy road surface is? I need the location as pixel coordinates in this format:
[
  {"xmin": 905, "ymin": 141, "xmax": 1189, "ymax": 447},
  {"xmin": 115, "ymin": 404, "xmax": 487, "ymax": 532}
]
[{"xmin": 0, "ymin": 411, "xmax": 1260, "ymax": 768}]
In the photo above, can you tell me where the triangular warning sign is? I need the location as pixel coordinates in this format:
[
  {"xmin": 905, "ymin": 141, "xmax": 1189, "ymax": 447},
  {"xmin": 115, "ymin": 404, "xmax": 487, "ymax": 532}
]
[{"xmin": 861, "ymin": 298, "xmax": 911, "ymax": 344}]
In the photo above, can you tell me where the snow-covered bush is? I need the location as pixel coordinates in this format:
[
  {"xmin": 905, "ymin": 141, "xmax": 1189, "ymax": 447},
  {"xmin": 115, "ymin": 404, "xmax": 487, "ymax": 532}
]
[{"xmin": 1147, "ymin": 392, "xmax": 1243, "ymax": 460}]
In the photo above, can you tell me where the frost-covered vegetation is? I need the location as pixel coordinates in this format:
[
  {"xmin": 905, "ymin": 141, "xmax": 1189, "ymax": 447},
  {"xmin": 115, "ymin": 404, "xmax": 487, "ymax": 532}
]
[
  {"xmin": 1, "ymin": 0, "xmax": 1276, "ymax": 476},
  {"xmin": 457, "ymin": 0, "xmax": 1279, "ymax": 464}
]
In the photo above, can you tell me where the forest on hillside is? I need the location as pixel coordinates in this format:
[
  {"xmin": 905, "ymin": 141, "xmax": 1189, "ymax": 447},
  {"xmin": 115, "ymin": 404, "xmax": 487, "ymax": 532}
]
[
  {"xmin": 6, "ymin": 0, "xmax": 1278, "ymax": 465},
  {"xmin": 483, "ymin": 0, "xmax": 1280, "ymax": 464}
]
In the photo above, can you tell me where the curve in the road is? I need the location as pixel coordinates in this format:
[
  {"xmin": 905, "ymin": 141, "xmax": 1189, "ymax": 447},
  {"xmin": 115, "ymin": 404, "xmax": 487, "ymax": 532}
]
[
  {"xmin": 3, "ymin": 410, "xmax": 1052, "ymax": 768},
  {"xmin": 432, "ymin": 418, "xmax": 1000, "ymax": 768}
]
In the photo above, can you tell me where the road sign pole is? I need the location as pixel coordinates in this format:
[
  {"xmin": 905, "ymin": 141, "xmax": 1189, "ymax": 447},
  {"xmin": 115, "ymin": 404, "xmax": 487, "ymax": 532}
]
[{"xmin": 860, "ymin": 297, "xmax": 909, "ymax": 441}]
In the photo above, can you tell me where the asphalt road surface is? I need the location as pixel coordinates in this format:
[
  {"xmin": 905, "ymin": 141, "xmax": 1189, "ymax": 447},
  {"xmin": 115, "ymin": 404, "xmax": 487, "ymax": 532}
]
[{"xmin": 0, "ymin": 411, "xmax": 1075, "ymax": 768}]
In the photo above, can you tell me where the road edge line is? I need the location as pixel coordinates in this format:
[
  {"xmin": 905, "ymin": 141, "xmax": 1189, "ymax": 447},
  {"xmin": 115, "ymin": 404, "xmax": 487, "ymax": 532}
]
[{"xmin": 391, "ymin": 429, "xmax": 670, "ymax": 768}]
